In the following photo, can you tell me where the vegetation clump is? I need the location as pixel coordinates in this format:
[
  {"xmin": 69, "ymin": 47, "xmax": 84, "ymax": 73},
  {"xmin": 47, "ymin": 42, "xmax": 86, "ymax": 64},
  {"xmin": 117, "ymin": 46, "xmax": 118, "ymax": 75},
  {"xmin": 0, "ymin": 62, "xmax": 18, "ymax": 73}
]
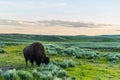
[
  {"xmin": 0, "ymin": 69, "xmax": 2, "ymax": 76},
  {"xmin": 74, "ymin": 49, "xmax": 99, "ymax": 59},
  {"xmin": 2, "ymin": 64, "xmax": 70, "ymax": 80},
  {"xmin": 45, "ymin": 44, "xmax": 100, "ymax": 60},
  {"xmin": 63, "ymin": 47, "xmax": 100, "ymax": 59},
  {"xmin": 17, "ymin": 70, "xmax": 33, "ymax": 80},
  {"xmin": 45, "ymin": 44, "xmax": 63, "ymax": 56},
  {"xmin": 57, "ymin": 69, "xmax": 69, "ymax": 78},
  {"xmin": 0, "ymin": 69, "xmax": 4, "ymax": 80},
  {"xmin": 103, "ymin": 52, "xmax": 120, "ymax": 63},
  {"xmin": 52, "ymin": 59, "xmax": 75, "ymax": 68},
  {"xmin": 71, "ymin": 76, "xmax": 76, "ymax": 80},
  {"xmin": 36, "ymin": 64, "xmax": 69, "ymax": 80},
  {"xmin": 0, "ymin": 48, "xmax": 6, "ymax": 53},
  {"xmin": 32, "ymin": 69, "xmax": 42, "ymax": 79},
  {"xmin": 3, "ymin": 69, "xmax": 20, "ymax": 80},
  {"xmin": 60, "ymin": 60, "xmax": 75, "ymax": 68}
]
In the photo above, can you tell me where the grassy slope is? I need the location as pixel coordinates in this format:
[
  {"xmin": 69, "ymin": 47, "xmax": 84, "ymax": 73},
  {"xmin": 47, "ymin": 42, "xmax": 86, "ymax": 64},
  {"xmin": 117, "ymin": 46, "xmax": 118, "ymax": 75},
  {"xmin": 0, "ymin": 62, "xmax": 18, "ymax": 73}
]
[
  {"xmin": 0, "ymin": 34, "xmax": 120, "ymax": 80},
  {"xmin": 0, "ymin": 43, "xmax": 120, "ymax": 80},
  {"xmin": 1, "ymin": 34, "xmax": 120, "ymax": 42}
]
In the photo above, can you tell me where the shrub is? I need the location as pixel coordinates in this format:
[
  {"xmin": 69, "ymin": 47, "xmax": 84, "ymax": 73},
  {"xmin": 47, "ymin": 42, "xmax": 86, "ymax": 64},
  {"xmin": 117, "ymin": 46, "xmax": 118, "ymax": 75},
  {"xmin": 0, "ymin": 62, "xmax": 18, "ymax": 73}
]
[
  {"xmin": 0, "ymin": 44, "xmax": 5, "ymax": 48},
  {"xmin": 103, "ymin": 52, "xmax": 120, "ymax": 63},
  {"xmin": 39, "ymin": 73, "xmax": 47, "ymax": 80},
  {"xmin": 17, "ymin": 70, "xmax": 33, "ymax": 80},
  {"xmin": 0, "ymin": 69, "xmax": 4, "ymax": 80},
  {"xmin": 54, "ymin": 77, "xmax": 62, "ymax": 80},
  {"xmin": 46, "ymin": 49, "xmax": 58, "ymax": 56},
  {"xmin": 52, "ymin": 60, "xmax": 60, "ymax": 66},
  {"xmin": 52, "ymin": 60, "xmax": 75, "ymax": 68},
  {"xmin": 45, "ymin": 44, "xmax": 63, "ymax": 55},
  {"xmin": 63, "ymin": 47, "xmax": 100, "ymax": 59},
  {"xmin": 74, "ymin": 49, "xmax": 99, "ymax": 59},
  {"xmin": 55, "ymin": 47, "xmax": 63, "ymax": 54},
  {"xmin": 71, "ymin": 76, "xmax": 76, "ymax": 80},
  {"xmin": 51, "ymin": 69, "xmax": 58, "ymax": 76},
  {"xmin": 45, "ymin": 73, "xmax": 53, "ymax": 80},
  {"xmin": 2, "ymin": 64, "xmax": 70, "ymax": 80},
  {"xmin": 36, "ymin": 64, "xmax": 69, "ymax": 79},
  {"xmin": 57, "ymin": 70, "xmax": 69, "ymax": 78},
  {"xmin": 63, "ymin": 47, "xmax": 77, "ymax": 56},
  {"xmin": 37, "ymin": 64, "xmax": 59, "ymax": 72},
  {"xmin": 46, "ymin": 44, "xmax": 64, "ymax": 54},
  {"xmin": 0, "ymin": 48, "xmax": 6, "ymax": 53},
  {"xmin": 3, "ymin": 69, "xmax": 20, "ymax": 80},
  {"xmin": 60, "ymin": 60, "xmax": 75, "ymax": 68},
  {"xmin": 0, "ymin": 69, "xmax": 2, "ymax": 76},
  {"xmin": 32, "ymin": 69, "xmax": 42, "ymax": 79}
]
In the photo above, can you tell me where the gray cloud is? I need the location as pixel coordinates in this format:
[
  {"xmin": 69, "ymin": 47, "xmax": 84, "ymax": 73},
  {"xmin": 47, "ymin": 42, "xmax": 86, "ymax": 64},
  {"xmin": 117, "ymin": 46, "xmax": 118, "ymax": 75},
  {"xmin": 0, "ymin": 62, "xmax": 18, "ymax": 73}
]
[
  {"xmin": 37, "ymin": 20, "xmax": 112, "ymax": 28},
  {"xmin": 0, "ymin": 19, "xmax": 112, "ymax": 28}
]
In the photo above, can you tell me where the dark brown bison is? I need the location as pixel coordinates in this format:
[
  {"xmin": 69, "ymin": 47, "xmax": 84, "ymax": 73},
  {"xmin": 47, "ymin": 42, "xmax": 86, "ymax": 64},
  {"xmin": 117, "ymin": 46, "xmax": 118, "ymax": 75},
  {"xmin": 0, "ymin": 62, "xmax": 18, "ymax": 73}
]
[{"xmin": 23, "ymin": 42, "xmax": 49, "ymax": 66}]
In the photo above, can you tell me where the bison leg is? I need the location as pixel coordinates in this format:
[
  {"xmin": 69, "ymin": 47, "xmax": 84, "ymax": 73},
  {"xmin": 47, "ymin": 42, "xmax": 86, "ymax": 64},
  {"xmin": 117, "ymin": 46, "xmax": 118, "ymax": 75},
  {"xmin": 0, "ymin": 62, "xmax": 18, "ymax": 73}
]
[
  {"xmin": 31, "ymin": 62, "xmax": 34, "ymax": 65},
  {"xmin": 25, "ymin": 59, "xmax": 28, "ymax": 66},
  {"xmin": 35, "ymin": 59, "xmax": 42, "ymax": 66},
  {"xmin": 35, "ymin": 61, "xmax": 40, "ymax": 66},
  {"xmin": 30, "ymin": 59, "xmax": 34, "ymax": 66}
]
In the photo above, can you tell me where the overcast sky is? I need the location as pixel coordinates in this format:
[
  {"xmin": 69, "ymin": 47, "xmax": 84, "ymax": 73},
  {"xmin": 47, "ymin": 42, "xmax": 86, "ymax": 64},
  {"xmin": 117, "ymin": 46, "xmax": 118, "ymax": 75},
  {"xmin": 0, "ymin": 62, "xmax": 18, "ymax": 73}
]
[
  {"xmin": 0, "ymin": 0, "xmax": 120, "ymax": 24},
  {"xmin": 0, "ymin": 0, "xmax": 120, "ymax": 35}
]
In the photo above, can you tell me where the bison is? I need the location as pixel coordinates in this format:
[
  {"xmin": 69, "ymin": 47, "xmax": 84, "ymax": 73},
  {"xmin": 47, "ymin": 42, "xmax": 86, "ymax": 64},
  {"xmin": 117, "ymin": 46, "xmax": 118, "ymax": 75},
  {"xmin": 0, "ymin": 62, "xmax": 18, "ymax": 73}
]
[{"xmin": 23, "ymin": 42, "xmax": 49, "ymax": 66}]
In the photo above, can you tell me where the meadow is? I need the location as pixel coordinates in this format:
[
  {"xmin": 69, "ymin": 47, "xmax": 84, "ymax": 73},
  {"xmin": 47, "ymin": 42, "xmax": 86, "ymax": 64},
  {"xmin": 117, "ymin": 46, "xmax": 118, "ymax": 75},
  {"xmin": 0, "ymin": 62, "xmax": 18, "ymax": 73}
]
[{"xmin": 0, "ymin": 34, "xmax": 120, "ymax": 80}]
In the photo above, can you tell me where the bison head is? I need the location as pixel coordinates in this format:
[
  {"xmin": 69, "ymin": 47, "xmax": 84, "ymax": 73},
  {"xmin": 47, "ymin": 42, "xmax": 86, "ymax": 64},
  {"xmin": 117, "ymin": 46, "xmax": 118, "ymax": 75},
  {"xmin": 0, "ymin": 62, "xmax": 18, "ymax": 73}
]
[
  {"xmin": 36, "ymin": 57, "xmax": 50, "ymax": 66},
  {"xmin": 43, "ymin": 57, "xmax": 50, "ymax": 64}
]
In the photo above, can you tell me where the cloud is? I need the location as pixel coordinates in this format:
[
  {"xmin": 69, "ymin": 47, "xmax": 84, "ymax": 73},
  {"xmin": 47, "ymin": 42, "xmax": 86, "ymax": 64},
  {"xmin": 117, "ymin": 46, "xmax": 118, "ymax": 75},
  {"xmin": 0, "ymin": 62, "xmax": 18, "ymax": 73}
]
[
  {"xmin": 0, "ymin": 0, "xmax": 66, "ymax": 9},
  {"xmin": 0, "ymin": 13, "xmax": 15, "ymax": 19},
  {"xmin": 27, "ymin": 2, "xmax": 67, "ymax": 9},
  {"xmin": 0, "ymin": 1, "xmax": 13, "ymax": 5},
  {"xmin": 0, "ymin": 19, "xmax": 112, "ymax": 28},
  {"xmin": 37, "ymin": 20, "xmax": 112, "ymax": 28}
]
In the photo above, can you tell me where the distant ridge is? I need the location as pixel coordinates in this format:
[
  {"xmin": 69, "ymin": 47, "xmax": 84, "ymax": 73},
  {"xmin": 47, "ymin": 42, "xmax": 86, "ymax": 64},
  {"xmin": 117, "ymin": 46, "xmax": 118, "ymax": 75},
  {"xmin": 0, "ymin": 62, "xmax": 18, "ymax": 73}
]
[{"xmin": 0, "ymin": 34, "xmax": 120, "ymax": 42}]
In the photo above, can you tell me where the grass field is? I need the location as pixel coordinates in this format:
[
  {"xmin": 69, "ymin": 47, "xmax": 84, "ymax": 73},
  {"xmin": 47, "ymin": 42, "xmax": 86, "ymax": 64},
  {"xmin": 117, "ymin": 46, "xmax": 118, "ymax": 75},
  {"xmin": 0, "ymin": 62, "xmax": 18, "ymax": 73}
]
[{"xmin": 0, "ymin": 34, "xmax": 120, "ymax": 80}]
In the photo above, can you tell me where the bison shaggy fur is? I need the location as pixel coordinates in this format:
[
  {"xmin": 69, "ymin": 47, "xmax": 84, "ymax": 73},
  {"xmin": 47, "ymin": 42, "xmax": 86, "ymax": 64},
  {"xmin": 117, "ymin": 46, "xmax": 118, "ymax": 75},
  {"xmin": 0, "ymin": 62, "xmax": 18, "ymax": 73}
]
[{"xmin": 23, "ymin": 42, "xmax": 49, "ymax": 66}]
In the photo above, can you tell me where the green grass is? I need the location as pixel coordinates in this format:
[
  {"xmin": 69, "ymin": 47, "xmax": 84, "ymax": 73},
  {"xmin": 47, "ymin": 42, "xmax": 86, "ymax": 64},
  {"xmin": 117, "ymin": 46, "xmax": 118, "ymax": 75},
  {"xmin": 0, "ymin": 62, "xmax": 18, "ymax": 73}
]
[
  {"xmin": 0, "ymin": 44, "xmax": 120, "ymax": 80},
  {"xmin": 66, "ymin": 62, "xmax": 120, "ymax": 80},
  {"xmin": 0, "ymin": 34, "xmax": 120, "ymax": 80}
]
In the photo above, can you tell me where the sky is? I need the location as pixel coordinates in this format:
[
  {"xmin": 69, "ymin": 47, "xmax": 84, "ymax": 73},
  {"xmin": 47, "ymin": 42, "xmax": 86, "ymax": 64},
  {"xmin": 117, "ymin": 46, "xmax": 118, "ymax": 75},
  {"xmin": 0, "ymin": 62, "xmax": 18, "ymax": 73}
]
[
  {"xmin": 0, "ymin": 0, "xmax": 120, "ymax": 35},
  {"xmin": 0, "ymin": 0, "xmax": 120, "ymax": 24}
]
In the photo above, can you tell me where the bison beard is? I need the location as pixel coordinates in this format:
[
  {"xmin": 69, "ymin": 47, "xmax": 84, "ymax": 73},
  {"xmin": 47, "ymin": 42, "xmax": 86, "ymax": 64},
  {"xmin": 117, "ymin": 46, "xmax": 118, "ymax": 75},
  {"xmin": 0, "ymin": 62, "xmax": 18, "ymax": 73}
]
[{"xmin": 23, "ymin": 42, "xmax": 49, "ymax": 66}]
